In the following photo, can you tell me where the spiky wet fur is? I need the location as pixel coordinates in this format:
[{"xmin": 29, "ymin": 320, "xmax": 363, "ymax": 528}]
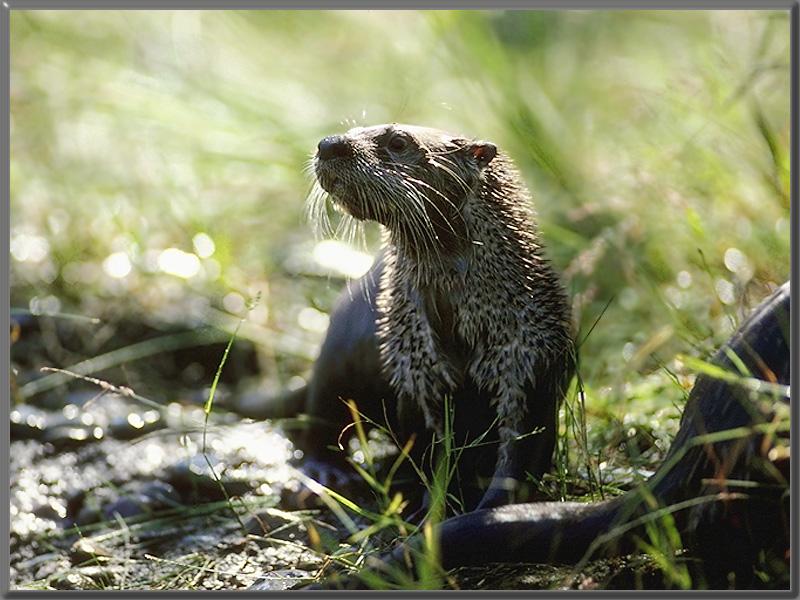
[{"xmin": 310, "ymin": 123, "xmax": 574, "ymax": 481}]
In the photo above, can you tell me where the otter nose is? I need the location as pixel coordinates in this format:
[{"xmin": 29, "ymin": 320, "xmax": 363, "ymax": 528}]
[{"xmin": 317, "ymin": 136, "xmax": 352, "ymax": 161}]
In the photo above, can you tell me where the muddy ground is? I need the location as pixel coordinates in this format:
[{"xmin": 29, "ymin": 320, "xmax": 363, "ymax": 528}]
[
  {"xmin": 7, "ymin": 314, "xmax": 785, "ymax": 591},
  {"xmin": 8, "ymin": 386, "xmax": 682, "ymax": 592}
]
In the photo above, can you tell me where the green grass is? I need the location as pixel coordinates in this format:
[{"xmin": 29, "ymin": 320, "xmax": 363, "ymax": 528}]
[
  {"xmin": 11, "ymin": 11, "xmax": 789, "ymax": 362},
  {"xmin": 10, "ymin": 8, "xmax": 791, "ymax": 591}
]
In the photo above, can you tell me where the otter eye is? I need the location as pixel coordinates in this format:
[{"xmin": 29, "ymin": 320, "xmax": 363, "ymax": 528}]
[{"xmin": 387, "ymin": 135, "xmax": 408, "ymax": 152}]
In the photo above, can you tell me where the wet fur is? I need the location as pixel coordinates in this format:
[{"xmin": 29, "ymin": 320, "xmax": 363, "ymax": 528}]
[
  {"xmin": 298, "ymin": 124, "xmax": 575, "ymax": 510},
  {"xmin": 312, "ymin": 281, "xmax": 791, "ymax": 589}
]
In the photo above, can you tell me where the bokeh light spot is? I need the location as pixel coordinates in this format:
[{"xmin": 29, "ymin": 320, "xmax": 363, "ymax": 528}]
[
  {"xmin": 103, "ymin": 252, "xmax": 132, "ymax": 279},
  {"xmin": 158, "ymin": 248, "xmax": 201, "ymax": 279}
]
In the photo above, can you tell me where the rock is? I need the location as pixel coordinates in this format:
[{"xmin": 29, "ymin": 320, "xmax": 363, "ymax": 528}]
[
  {"xmin": 245, "ymin": 509, "xmax": 307, "ymax": 542},
  {"xmin": 49, "ymin": 571, "xmax": 98, "ymax": 590},
  {"xmin": 70, "ymin": 538, "xmax": 113, "ymax": 565},
  {"xmin": 49, "ymin": 565, "xmax": 121, "ymax": 590},
  {"xmin": 75, "ymin": 565, "xmax": 122, "ymax": 588},
  {"xmin": 249, "ymin": 569, "xmax": 314, "ymax": 591}
]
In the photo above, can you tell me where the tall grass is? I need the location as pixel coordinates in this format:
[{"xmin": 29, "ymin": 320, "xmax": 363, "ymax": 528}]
[
  {"xmin": 11, "ymin": 10, "xmax": 789, "ymax": 387},
  {"xmin": 10, "ymin": 9, "xmax": 791, "ymax": 590}
]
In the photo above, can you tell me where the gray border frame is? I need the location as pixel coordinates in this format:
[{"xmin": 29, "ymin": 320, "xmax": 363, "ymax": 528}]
[
  {"xmin": 2, "ymin": 2, "xmax": 8, "ymax": 600},
  {"xmin": 3, "ymin": 1, "xmax": 797, "ymax": 598}
]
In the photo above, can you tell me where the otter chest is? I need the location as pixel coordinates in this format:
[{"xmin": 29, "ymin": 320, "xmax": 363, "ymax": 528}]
[
  {"xmin": 377, "ymin": 272, "xmax": 499, "ymax": 411},
  {"xmin": 420, "ymin": 286, "xmax": 472, "ymax": 377}
]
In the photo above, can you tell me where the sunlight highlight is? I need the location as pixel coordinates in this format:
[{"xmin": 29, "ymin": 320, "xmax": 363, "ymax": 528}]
[
  {"xmin": 102, "ymin": 252, "xmax": 132, "ymax": 279},
  {"xmin": 157, "ymin": 248, "xmax": 201, "ymax": 279},
  {"xmin": 312, "ymin": 239, "xmax": 373, "ymax": 279}
]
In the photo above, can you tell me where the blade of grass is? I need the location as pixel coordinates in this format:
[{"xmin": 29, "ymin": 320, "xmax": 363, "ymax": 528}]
[{"xmin": 200, "ymin": 295, "xmax": 261, "ymax": 533}]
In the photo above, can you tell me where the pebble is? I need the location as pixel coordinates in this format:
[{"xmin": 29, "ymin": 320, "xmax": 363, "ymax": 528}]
[
  {"xmin": 249, "ymin": 569, "xmax": 314, "ymax": 591},
  {"xmin": 70, "ymin": 538, "xmax": 113, "ymax": 565},
  {"xmin": 245, "ymin": 510, "xmax": 307, "ymax": 542},
  {"xmin": 48, "ymin": 572, "xmax": 98, "ymax": 590},
  {"xmin": 49, "ymin": 566, "xmax": 122, "ymax": 590}
]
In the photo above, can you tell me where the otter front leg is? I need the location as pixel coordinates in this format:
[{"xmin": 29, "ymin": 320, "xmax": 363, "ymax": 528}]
[
  {"xmin": 297, "ymin": 258, "xmax": 393, "ymax": 487},
  {"xmin": 379, "ymin": 288, "xmax": 459, "ymax": 437},
  {"xmin": 475, "ymin": 372, "xmax": 561, "ymax": 510}
]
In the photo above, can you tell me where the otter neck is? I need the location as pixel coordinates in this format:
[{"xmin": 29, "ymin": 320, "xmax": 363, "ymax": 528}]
[
  {"xmin": 383, "ymin": 194, "xmax": 473, "ymax": 285},
  {"xmin": 386, "ymin": 225, "xmax": 472, "ymax": 287}
]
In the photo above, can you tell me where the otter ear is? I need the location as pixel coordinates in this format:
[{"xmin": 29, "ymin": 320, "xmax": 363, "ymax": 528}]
[{"xmin": 469, "ymin": 141, "xmax": 497, "ymax": 169}]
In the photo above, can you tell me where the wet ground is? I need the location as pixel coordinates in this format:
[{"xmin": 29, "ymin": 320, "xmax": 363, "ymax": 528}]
[
  {"xmin": 9, "ymin": 298, "xmax": 340, "ymax": 591},
  {"xmin": 10, "ymin": 387, "xmax": 327, "ymax": 591},
  {"xmin": 5, "ymin": 382, "xmax": 701, "ymax": 592},
  {"xmin": 8, "ymin": 309, "xmax": 788, "ymax": 591}
]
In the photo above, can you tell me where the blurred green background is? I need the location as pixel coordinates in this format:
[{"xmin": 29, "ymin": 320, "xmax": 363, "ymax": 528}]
[{"xmin": 10, "ymin": 10, "xmax": 790, "ymax": 413}]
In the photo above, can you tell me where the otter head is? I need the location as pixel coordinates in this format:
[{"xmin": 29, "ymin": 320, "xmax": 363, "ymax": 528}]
[{"xmin": 310, "ymin": 124, "xmax": 497, "ymax": 254}]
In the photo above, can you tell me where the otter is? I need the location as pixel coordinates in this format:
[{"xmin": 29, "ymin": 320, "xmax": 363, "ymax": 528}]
[
  {"xmin": 274, "ymin": 124, "xmax": 575, "ymax": 511},
  {"xmin": 309, "ymin": 281, "xmax": 791, "ymax": 589}
]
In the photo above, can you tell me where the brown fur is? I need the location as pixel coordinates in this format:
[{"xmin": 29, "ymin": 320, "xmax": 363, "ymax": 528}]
[{"xmin": 308, "ymin": 123, "xmax": 575, "ymax": 508}]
